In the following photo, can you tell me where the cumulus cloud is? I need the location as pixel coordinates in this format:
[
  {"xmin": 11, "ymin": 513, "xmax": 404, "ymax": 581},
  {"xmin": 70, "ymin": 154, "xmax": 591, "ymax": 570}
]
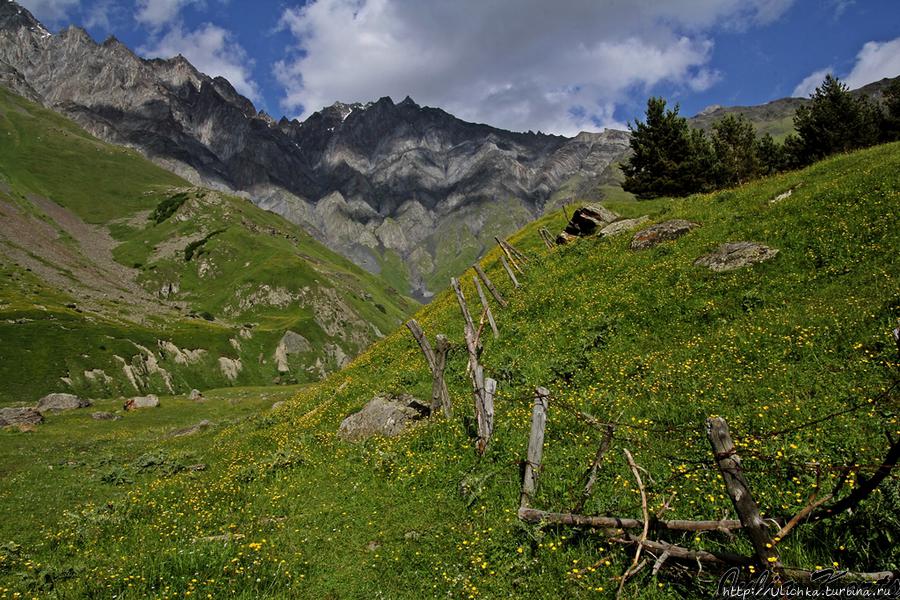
[
  {"xmin": 135, "ymin": 0, "xmax": 200, "ymax": 29},
  {"xmin": 845, "ymin": 37, "xmax": 900, "ymax": 89},
  {"xmin": 792, "ymin": 67, "xmax": 833, "ymax": 98},
  {"xmin": 273, "ymin": 0, "xmax": 795, "ymax": 135},
  {"xmin": 17, "ymin": 0, "xmax": 80, "ymax": 25},
  {"xmin": 139, "ymin": 23, "xmax": 260, "ymax": 101}
]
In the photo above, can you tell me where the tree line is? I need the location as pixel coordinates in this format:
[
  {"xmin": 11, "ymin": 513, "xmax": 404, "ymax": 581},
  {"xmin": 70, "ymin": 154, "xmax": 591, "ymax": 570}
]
[{"xmin": 622, "ymin": 75, "xmax": 900, "ymax": 199}]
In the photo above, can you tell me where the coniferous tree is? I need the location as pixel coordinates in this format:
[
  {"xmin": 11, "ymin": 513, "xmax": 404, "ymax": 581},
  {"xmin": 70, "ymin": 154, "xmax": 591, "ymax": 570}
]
[
  {"xmin": 710, "ymin": 114, "xmax": 762, "ymax": 186},
  {"xmin": 881, "ymin": 78, "xmax": 900, "ymax": 142},
  {"xmin": 756, "ymin": 133, "xmax": 786, "ymax": 176},
  {"xmin": 790, "ymin": 74, "xmax": 881, "ymax": 165},
  {"xmin": 622, "ymin": 97, "xmax": 711, "ymax": 198}
]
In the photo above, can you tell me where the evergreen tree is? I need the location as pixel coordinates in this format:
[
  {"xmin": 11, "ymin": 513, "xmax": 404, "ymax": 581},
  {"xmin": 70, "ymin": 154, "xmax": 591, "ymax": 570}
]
[
  {"xmin": 756, "ymin": 133, "xmax": 786, "ymax": 176},
  {"xmin": 710, "ymin": 114, "xmax": 762, "ymax": 186},
  {"xmin": 881, "ymin": 78, "xmax": 900, "ymax": 142},
  {"xmin": 791, "ymin": 74, "xmax": 881, "ymax": 165},
  {"xmin": 622, "ymin": 97, "xmax": 711, "ymax": 198}
]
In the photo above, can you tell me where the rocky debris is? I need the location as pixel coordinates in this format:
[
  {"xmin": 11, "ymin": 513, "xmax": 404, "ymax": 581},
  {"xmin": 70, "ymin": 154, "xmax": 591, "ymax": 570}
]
[
  {"xmin": 274, "ymin": 330, "xmax": 312, "ymax": 373},
  {"xmin": 771, "ymin": 189, "xmax": 793, "ymax": 203},
  {"xmin": 36, "ymin": 393, "xmax": 91, "ymax": 414},
  {"xmin": 114, "ymin": 344, "xmax": 175, "ymax": 393},
  {"xmin": 91, "ymin": 411, "xmax": 121, "ymax": 421},
  {"xmin": 556, "ymin": 204, "xmax": 621, "ymax": 243},
  {"xmin": 158, "ymin": 340, "xmax": 205, "ymax": 365},
  {"xmin": 169, "ymin": 419, "xmax": 212, "ymax": 438},
  {"xmin": 84, "ymin": 369, "xmax": 113, "ymax": 385},
  {"xmin": 189, "ymin": 389, "xmax": 203, "ymax": 401},
  {"xmin": 0, "ymin": 407, "xmax": 43, "ymax": 427},
  {"xmin": 218, "ymin": 357, "xmax": 242, "ymax": 381},
  {"xmin": 631, "ymin": 220, "xmax": 699, "ymax": 250},
  {"xmin": 271, "ymin": 401, "xmax": 285, "ymax": 411},
  {"xmin": 124, "ymin": 394, "xmax": 159, "ymax": 410},
  {"xmin": 338, "ymin": 393, "xmax": 430, "ymax": 442},
  {"xmin": 599, "ymin": 216, "xmax": 649, "ymax": 238},
  {"xmin": 694, "ymin": 242, "xmax": 779, "ymax": 272}
]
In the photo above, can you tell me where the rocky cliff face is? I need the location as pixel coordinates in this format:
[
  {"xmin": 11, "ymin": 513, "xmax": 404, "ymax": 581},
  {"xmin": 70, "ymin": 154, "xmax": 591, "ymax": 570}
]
[{"xmin": 0, "ymin": 1, "xmax": 631, "ymax": 298}]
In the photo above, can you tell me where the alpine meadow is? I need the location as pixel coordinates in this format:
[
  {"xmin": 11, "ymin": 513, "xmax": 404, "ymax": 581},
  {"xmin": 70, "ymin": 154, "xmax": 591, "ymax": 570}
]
[{"xmin": 0, "ymin": 1, "xmax": 899, "ymax": 598}]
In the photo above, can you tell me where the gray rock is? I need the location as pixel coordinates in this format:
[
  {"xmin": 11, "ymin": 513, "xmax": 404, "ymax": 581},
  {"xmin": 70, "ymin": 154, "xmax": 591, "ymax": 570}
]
[
  {"xmin": 338, "ymin": 393, "xmax": 430, "ymax": 442},
  {"xmin": 557, "ymin": 204, "xmax": 621, "ymax": 243},
  {"xmin": 599, "ymin": 216, "xmax": 649, "ymax": 238},
  {"xmin": 36, "ymin": 393, "xmax": 91, "ymax": 414},
  {"xmin": 694, "ymin": 242, "xmax": 779, "ymax": 272},
  {"xmin": 124, "ymin": 394, "xmax": 159, "ymax": 410},
  {"xmin": 169, "ymin": 419, "xmax": 212, "ymax": 437},
  {"xmin": 0, "ymin": 407, "xmax": 43, "ymax": 427},
  {"xmin": 274, "ymin": 330, "xmax": 312, "ymax": 373},
  {"xmin": 631, "ymin": 220, "xmax": 699, "ymax": 250},
  {"xmin": 91, "ymin": 411, "xmax": 121, "ymax": 421},
  {"xmin": 189, "ymin": 389, "xmax": 203, "ymax": 401}
]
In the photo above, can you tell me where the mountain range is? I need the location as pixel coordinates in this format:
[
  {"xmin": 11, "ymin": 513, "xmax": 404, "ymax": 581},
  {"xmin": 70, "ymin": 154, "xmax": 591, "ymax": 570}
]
[{"xmin": 0, "ymin": 0, "xmax": 631, "ymax": 299}]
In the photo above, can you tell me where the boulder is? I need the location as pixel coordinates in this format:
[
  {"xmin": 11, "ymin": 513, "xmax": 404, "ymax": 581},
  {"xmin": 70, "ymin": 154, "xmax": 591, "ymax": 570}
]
[
  {"xmin": 599, "ymin": 216, "xmax": 649, "ymax": 238},
  {"xmin": 36, "ymin": 393, "xmax": 91, "ymax": 414},
  {"xmin": 338, "ymin": 393, "xmax": 430, "ymax": 442},
  {"xmin": 0, "ymin": 407, "xmax": 43, "ymax": 427},
  {"xmin": 631, "ymin": 220, "xmax": 699, "ymax": 250},
  {"xmin": 557, "ymin": 204, "xmax": 621, "ymax": 243},
  {"xmin": 169, "ymin": 419, "xmax": 212, "ymax": 437},
  {"xmin": 91, "ymin": 411, "xmax": 121, "ymax": 421},
  {"xmin": 694, "ymin": 242, "xmax": 779, "ymax": 272},
  {"xmin": 124, "ymin": 394, "xmax": 159, "ymax": 411},
  {"xmin": 274, "ymin": 330, "xmax": 312, "ymax": 373},
  {"xmin": 189, "ymin": 389, "xmax": 204, "ymax": 401}
]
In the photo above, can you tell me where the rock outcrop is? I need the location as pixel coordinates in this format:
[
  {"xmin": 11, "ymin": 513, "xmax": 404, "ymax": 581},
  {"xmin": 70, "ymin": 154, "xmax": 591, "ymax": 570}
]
[
  {"xmin": 694, "ymin": 242, "xmax": 779, "ymax": 272},
  {"xmin": 274, "ymin": 331, "xmax": 312, "ymax": 373},
  {"xmin": 338, "ymin": 393, "xmax": 430, "ymax": 441},
  {"xmin": 631, "ymin": 220, "xmax": 699, "ymax": 250},
  {"xmin": 0, "ymin": 407, "xmax": 43, "ymax": 426},
  {"xmin": 36, "ymin": 393, "xmax": 91, "ymax": 413},
  {"xmin": 556, "ymin": 204, "xmax": 620, "ymax": 243}
]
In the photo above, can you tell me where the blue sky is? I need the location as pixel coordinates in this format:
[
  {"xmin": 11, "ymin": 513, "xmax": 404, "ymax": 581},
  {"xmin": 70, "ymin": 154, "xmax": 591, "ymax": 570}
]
[{"xmin": 19, "ymin": 0, "xmax": 900, "ymax": 135}]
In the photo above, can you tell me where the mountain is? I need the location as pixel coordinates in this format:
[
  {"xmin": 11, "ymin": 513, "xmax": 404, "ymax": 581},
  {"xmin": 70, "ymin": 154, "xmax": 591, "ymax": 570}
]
[
  {"xmin": 688, "ymin": 76, "xmax": 899, "ymax": 140},
  {"xmin": 0, "ymin": 84, "xmax": 414, "ymax": 404},
  {"xmin": 0, "ymin": 0, "xmax": 631, "ymax": 299}
]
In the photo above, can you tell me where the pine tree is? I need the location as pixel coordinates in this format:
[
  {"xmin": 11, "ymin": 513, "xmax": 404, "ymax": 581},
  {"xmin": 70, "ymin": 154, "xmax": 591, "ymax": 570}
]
[
  {"xmin": 622, "ymin": 97, "xmax": 711, "ymax": 198},
  {"xmin": 881, "ymin": 78, "xmax": 900, "ymax": 142},
  {"xmin": 790, "ymin": 74, "xmax": 881, "ymax": 165},
  {"xmin": 756, "ymin": 133, "xmax": 786, "ymax": 175},
  {"xmin": 710, "ymin": 114, "xmax": 762, "ymax": 186}
]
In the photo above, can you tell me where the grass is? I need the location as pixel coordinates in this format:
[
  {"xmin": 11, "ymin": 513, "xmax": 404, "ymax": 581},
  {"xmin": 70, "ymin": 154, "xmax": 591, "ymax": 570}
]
[{"xmin": 0, "ymin": 141, "xmax": 897, "ymax": 598}]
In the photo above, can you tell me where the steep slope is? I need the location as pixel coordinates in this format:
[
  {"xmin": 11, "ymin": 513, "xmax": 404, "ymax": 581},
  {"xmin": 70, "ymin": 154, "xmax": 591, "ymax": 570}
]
[
  {"xmin": 0, "ymin": 1, "xmax": 631, "ymax": 298},
  {"xmin": 1, "ymin": 142, "xmax": 896, "ymax": 597},
  {"xmin": 0, "ymin": 85, "xmax": 414, "ymax": 404}
]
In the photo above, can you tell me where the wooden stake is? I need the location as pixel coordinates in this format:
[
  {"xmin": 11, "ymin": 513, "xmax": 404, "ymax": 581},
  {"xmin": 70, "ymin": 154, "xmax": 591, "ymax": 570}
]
[
  {"xmin": 500, "ymin": 256, "xmax": 520, "ymax": 288},
  {"xmin": 406, "ymin": 320, "xmax": 452, "ymax": 417},
  {"xmin": 450, "ymin": 277, "xmax": 476, "ymax": 335},
  {"xmin": 496, "ymin": 238, "xmax": 522, "ymax": 273},
  {"xmin": 574, "ymin": 423, "xmax": 614, "ymax": 513},
  {"xmin": 480, "ymin": 377, "xmax": 496, "ymax": 453},
  {"xmin": 473, "ymin": 276, "xmax": 499, "ymax": 339},
  {"xmin": 520, "ymin": 387, "xmax": 549, "ymax": 510},
  {"xmin": 473, "ymin": 264, "xmax": 507, "ymax": 307},
  {"xmin": 707, "ymin": 417, "xmax": 781, "ymax": 571},
  {"xmin": 617, "ymin": 448, "xmax": 650, "ymax": 599}
]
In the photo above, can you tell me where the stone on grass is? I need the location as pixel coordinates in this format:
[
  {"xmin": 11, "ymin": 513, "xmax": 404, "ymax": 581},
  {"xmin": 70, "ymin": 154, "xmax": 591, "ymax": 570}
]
[
  {"xmin": 338, "ymin": 393, "xmax": 430, "ymax": 442},
  {"xmin": 124, "ymin": 394, "xmax": 159, "ymax": 411},
  {"xmin": 556, "ymin": 204, "xmax": 621, "ymax": 243},
  {"xmin": 189, "ymin": 389, "xmax": 203, "ymax": 401},
  {"xmin": 271, "ymin": 401, "xmax": 285, "ymax": 411},
  {"xmin": 91, "ymin": 411, "xmax": 121, "ymax": 421},
  {"xmin": 169, "ymin": 419, "xmax": 212, "ymax": 437},
  {"xmin": 694, "ymin": 242, "xmax": 779, "ymax": 272},
  {"xmin": 36, "ymin": 393, "xmax": 91, "ymax": 414},
  {"xmin": 0, "ymin": 407, "xmax": 43, "ymax": 427},
  {"xmin": 631, "ymin": 219, "xmax": 699, "ymax": 250},
  {"xmin": 599, "ymin": 216, "xmax": 649, "ymax": 238}
]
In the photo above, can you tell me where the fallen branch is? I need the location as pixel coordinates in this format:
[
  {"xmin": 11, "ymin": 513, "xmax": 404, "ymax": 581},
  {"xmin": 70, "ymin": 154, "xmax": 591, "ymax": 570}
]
[
  {"xmin": 517, "ymin": 508, "xmax": 742, "ymax": 533},
  {"xmin": 574, "ymin": 423, "xmax": 615, "ymax": 513},
  {"xmin": 617, "ymin": 448, "xmax": 650, "ymax": 598},
  {"xmin": 775, "ymin": 493, "xmax": 833, "ymax": 543}
]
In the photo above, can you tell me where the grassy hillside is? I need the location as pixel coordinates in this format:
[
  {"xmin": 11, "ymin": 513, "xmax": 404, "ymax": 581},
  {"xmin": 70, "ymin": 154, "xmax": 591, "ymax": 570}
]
[
  {"xmin": 0, "ymin": 86, "xmax": 415, "ymax": 404},
  {"xmin": 0, "ymin": 140, "xmax": 898, "ymax": 598}
]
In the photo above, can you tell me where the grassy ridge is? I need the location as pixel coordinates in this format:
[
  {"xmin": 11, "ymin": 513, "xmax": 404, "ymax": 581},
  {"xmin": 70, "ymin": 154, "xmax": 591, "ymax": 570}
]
[
  {"xmin": 0, "ymin": 87, "xmax": 415, "ymax": 403},
  {"xmin": 0, "ymin": 142, "xmax": 898, "ymax": 597}
]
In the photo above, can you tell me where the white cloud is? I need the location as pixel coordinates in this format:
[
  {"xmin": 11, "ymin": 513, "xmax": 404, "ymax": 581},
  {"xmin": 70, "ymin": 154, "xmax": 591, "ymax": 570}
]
[
  {"xmin": 134, "ymin": 0, "xmax": 200, "ymax": 29},
  {"xmin": 273, "ymin": 0, "xmax": 795, "ymax": 135},
  {"xmin": 17, "ymin": 0, "xmax": 80, "ymax": 25},
  {"xmin": 139, "ymin": 23, "xmax": 260, "ymax": 102},
  {"xmin": 845, "ymin": 37, "xmax": 900, "ymax": 89},
  {"xmin": 791, "ymin": 67, "xmax": 833, "ymax": 98}
]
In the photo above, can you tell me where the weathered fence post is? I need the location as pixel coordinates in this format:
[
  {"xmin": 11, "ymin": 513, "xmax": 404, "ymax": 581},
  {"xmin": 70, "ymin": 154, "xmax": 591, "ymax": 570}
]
[
  {"xmin": 495, "ymin": 238, "xmax": 522, "ymax": 273},
  {"xmin": 520, "ymin": 387, "xmax": 550, "ymax": 511},
  {"xmin": 451, "ymin": 277, "xmax": 476, "ymax": 335},
  {"xmin": 473, "ymin": 276, "xmax": 499, "ymax": 339},
  {"xmin": 453, "ymin": 277, "xmax": 494, "ymax": 454},
  {"xmin": 500, "ymin": 255, "xmax": 520, "ymax": 288},
  {"xmin": 405, "ymin": 319, "xmax": 452, "ymax": 417},
  {"xmin": 473, "ymin": 264, "xmax": 507, "ymax": 307},
  {"xmin": 539, "ymin": 228, "xmax": 555, "ymax": 249},
  {"xmin": 707, "ymin": 417, "xmax": 781, "ymax": 571}
]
